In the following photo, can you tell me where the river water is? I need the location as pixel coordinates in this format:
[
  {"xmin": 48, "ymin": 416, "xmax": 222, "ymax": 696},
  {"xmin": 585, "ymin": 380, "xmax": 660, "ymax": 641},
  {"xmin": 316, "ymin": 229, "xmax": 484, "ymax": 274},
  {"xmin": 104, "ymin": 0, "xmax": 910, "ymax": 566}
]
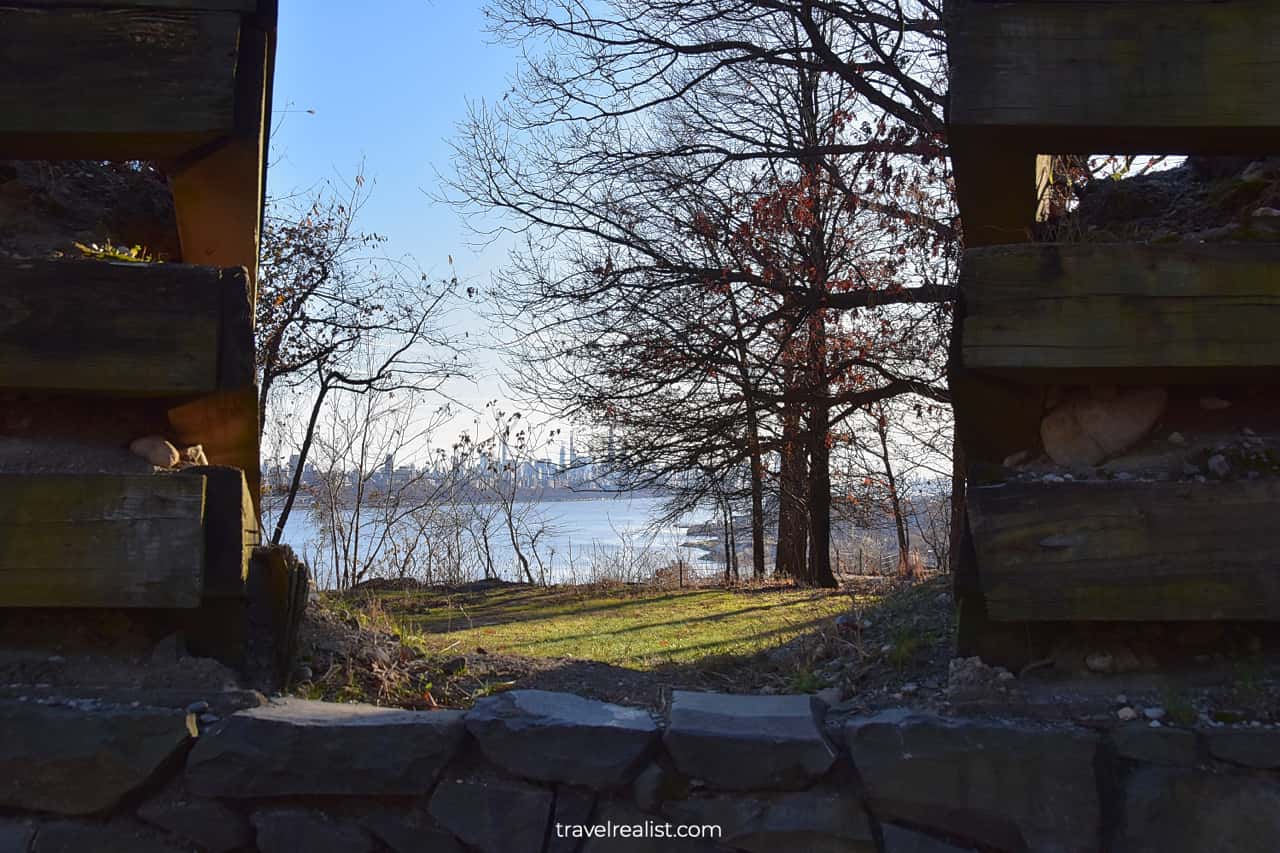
[{"xmin": 268, "ymin": 495, "xmax": 722, "ymax": 587}]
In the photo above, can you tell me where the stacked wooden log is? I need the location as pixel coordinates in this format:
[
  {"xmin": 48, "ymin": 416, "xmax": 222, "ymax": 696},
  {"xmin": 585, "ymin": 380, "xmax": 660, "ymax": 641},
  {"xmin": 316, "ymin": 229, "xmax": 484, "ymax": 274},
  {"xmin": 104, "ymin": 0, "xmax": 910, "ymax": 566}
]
[
  {"xmin": 945, "ymin": 0, "xmax": 1280, "ymax": 662},
  {"xmin": 0, "ymin": 1, "xmax": 302, "ymax": 688}
]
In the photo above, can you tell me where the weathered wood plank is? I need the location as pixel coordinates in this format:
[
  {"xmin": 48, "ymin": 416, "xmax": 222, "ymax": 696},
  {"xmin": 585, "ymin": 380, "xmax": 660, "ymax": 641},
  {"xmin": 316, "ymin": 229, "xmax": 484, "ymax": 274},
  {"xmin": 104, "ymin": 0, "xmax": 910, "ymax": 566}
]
[
  {"xmin": 947, "ymin": 0, "xmax": 1280, "ymax": 153},
  {"xmin": 0, "ymin": 260, "xmax": 253, "ymax": 395},
  {"xmin": 969, "ymin": 479, "xmax": 1280, "ymax": 621},
  {"xmin": 961, "ymin": 243, "xmax": 1280, "ymax": 374},
  {"xmin": 950, "ymin": 135, "xmax": 1051, "ymax": 247},
  {"xmin": 178, "ymin": 466, "xmax": 257, "ymax": 597},
  {"xmin": 0, "ymin": 474, "xmax": 206, "ymax": 608},
  {"xmin": 0, "ymin": 8, "xmax": 239, "ymax": 158},
  {"xmin": 168, "ymin": 386, "xmax": 261, "ymax": 510},
  {"xmin": 16, "ymin": 2, "xmax": 256, "ymax": 10},
  {"xmin": 171, "ymin": 11, "xmax": 271, "ymax": 291}
]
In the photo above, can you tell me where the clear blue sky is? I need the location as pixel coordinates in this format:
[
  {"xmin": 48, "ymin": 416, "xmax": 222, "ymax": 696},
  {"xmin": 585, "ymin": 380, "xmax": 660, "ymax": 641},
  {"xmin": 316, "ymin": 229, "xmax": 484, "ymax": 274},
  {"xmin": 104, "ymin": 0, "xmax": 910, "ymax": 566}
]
[{"xmin": 268, "ymin": 0, "xmax": 531, "ymax": 447}]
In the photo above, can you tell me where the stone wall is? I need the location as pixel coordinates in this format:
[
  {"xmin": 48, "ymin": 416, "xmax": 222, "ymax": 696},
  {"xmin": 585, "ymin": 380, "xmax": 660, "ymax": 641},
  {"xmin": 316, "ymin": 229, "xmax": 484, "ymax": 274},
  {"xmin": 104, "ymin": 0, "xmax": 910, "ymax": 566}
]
[{"xmin": 2, "ymin": 688, "xmax": 1279, "ymax": 852}]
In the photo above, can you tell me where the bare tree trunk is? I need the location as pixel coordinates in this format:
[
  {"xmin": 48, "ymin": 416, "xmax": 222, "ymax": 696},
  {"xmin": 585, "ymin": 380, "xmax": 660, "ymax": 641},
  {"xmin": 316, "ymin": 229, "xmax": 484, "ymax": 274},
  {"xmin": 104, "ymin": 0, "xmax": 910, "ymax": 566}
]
[
  {"xmin": 775, "ymin": 393, "xmax": 809, "ymax": 580},
  {"xmin": 721, "ymin": 495, "xmax": 733, "ymax": 586},
  {"xmin": 727, "ymin": 290, "xmax": 767, "ymax": 581},
  {"xmin": 806, "ymin": 309, "xmax": 837, "ymax": 589},
  {"xmin": 807, "ymin": 393, "xmax": 837, "ymax": 588},
  {"xmin": 272, "ymin": 377, "xmax": 330, "ymax": 546},
  {"xmin": 876, "ymin": 406, "xmax": 911, "ymax": 571},
  {"xmin": 746, "ymin": 426, "xmax": 766, "ymax": 580}
]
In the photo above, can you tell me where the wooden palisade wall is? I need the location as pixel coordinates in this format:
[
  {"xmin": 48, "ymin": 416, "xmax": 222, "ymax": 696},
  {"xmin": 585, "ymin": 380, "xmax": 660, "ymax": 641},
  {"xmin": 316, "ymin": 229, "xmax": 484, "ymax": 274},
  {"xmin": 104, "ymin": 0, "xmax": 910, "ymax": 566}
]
[
  {"xmin": 945, "ymin": 0, "xmax": 1280, "ymax": 654},
  {"xmin": 0, "ymin": 1, "xmax": 275, "ymax": 611}
]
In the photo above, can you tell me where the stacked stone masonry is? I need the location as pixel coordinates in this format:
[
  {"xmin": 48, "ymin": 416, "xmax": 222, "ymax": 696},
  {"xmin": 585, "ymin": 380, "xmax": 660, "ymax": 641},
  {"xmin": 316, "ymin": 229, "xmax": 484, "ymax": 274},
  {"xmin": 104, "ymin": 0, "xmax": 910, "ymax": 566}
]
[{"xmin": 1, "ymin": 689, "xmax": 1279, "ymax": 852}]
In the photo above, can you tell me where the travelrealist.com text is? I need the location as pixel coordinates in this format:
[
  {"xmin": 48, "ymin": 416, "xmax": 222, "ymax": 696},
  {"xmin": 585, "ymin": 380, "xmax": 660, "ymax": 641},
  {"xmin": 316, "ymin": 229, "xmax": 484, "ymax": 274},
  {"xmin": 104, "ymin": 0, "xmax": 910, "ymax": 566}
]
[{"xmin": 554, "ymin": 820, "xmax": 723, "ymax": 840}]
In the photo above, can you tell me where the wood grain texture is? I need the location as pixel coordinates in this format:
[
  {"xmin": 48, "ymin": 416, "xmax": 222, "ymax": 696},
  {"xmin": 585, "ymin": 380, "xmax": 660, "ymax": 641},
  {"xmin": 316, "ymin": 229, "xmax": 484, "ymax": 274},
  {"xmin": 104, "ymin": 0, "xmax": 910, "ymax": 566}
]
[
  {"xmin": 0, "ymin": 474, "xmax": 206, "ymax": 608},
  {"xmin": 947, "ymin": 0, "xmax": 1280, "ymax": 152},
  {"xmin": 961, "ymin": 243, "xmax": 1280, "ymax": 373},
  {"xmin": 171, "ymin": 17, "xmax": 270, "ymax": 289},
  {"xmin": 0, "ymin": 7, "xmax": 238, "ymax": 153},
  {"xmin": 969, "ymin": 479, "xmax": 1280, "ymax": 621},
  {"xmin": 168, "ymin": 386, "xmax": 261, "ymax": 511},
  {"xmin": 15, "ymin": 2, "xmax": 255, "ymax": 9},
  {"xmin": 0, "ymin": 260, "xmax": 252, "ymax": 395},
  {"xmin": 178, "ymin": 466, "xmax": 257, "ymax": 597},
  {"xmin": 950, "ymin": 135, "xmax": 1051, "ymax": 247}
]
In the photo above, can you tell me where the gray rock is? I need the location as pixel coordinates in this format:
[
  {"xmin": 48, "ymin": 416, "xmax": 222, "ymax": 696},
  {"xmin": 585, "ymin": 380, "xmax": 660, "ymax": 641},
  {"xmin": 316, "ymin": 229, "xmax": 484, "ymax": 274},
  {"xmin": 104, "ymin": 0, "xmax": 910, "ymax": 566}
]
[
  {"xmin": 137, "ymin": 784, "xmax": 251, "ymax": 853},
  {"xmin": 187, "ymin": 699, "xmax": 464, "ymax": 797},
  {"xmin": 1112, "ymin": 724, "xmax": 1198, "ymax": 766},
  {"xmin": 550, "ymin": 787, "xmax": 597, "ymax": 853},
  {"xmin": 1120, "ymin": 768, "xmax": 1280, "ymax": 852},
  {"xmin": 465, "ymin": 690, "xmax": 659, "ymax": 789},
  {"xmin": 0, "ymin": 700, "xmax": 189, "ymax": 814},
  {"xmin": 1040, "ymin": 386, "xmax": 1167, "ymax": 467},
  {"xmin": 0, "ymin": 820, "xmax": 34, "ymax": 853},
  {"xmin": 150, "ymin": 632, "xmax": 186, "ymax": 664},
  {"xmin": 428, "ymin": 777, "xmax": 553, "ymax": 853},
  {"xmin": 664, "ymin": 691, "xmax": 836, "ymax": 790},
  {"xmin": 632, "ymin": 762, "xmax": 688, "ymax": 813},
  {"xmin": 1207, "ymin": 728, "xmax": 1280, "ymax": 769},
  {"xmin": 1207, "ymin": 454, "xmax": 1231, "ymax": 478},
  {"xmin": 847, "ymin": 710, "xmax": 1099, "ymax": 853},
  {"xmin": 358, "ymin": 807, "xmax": 464, "ymax": 853},
  {"xmin": 252, "ymin": 809, "xmax": 375, "ymax": 853},
  {"xmin": 664, "ymin": 787, "xmax": 875, "ymax": 852},
  {"xmin": 881, "ymin": 824, "xmax": 977, "ymax": 853},
  {"xmin": 581, "ymin": 802, "xmax": 719, "ymax": 852},
  {"xmin": 32, "ymin": 820, "xmax": 188, "ymax": 853},
  {"xmin": 1241, "ymin": 161, "xmax": 1276, "ymax": 183}
]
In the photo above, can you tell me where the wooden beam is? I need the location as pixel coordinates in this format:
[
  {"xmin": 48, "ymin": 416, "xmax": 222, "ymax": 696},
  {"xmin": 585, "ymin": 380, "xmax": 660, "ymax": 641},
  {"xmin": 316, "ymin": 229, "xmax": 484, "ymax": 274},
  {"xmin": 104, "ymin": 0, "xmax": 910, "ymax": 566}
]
[
  {"xmin": 950, "ymin": 132, "xmax": 1051, "ymax": 248},
  {"xmin": 169, "ymin": 9, "xmax": 271, "ymax": 292},
  {"xmin": 969, "ymin": 479, "xmax": 1280, "ymax": 621},
  {"xmin": 946, "ymin": 0, "xmax": 1280, "ymax": 154},
  {"xmin": 0, "ymin": 8, "xmax": 239, "ymax": 159},
  {"xmin": 178, "ymin": 466, "xmax": 258, "ymax": 598},
  {"xmin": 0, "ymin": 260, "xmax": 253, "ymax": 396},
  {"xmin": 15, "ymin": 2, "xmax": 256, "ymax": 10},
  {"xmin": 0, "ymin": 474, "xmax": 206, "ymax": 608},
  {"xmin": 962, "ymin": 242, "xmax": 1280, "ymax": 377},
  {"xmin": 168, "ymin": 386, "xmax": 261, "ymax": 513}
]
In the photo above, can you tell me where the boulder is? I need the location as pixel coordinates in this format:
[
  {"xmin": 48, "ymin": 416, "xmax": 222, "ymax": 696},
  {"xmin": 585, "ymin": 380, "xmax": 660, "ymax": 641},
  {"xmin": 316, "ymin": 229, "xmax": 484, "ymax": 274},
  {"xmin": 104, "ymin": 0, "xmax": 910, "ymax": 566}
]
[
  {"xmin": 664, "ymin": 691, "xmax": 836, "ymax": 790},
  {"xmin": 0, "ymin": 820, "xmax": 34, "ymax": 853},
  {"xmin": 1206, "ymin": 728, "xmax": 1280, "ymax": 769},
  {"xmin": 580, "ymin": 802, "xmax": 720, "ymax": 853},
  {"xmin": 550, "ymin": 786, "xmax": 598, "ymax": 853},
  {"xmin": 357, "ymin": 807, "xmax": 465, "ymax": 853},
  {"xmin": 251, "ymin": 809, "xmax": 374, "ymax": 853},
  {"xmin": 186, "ymin": 699, "xmax": 464, "ymax": 797},
  {"xmin": 1111, "ymin": 724, "xmax": 1198, "ymax": 767},
  {"xmin": 664, "ymin": 787, "xmax": 875, "ymax": 852},
  {"xmin": 428, "ymin": 777, "xmax": 553, "ymax": 853},
  {"xmin": 847, "ymin": 710, "xmax": 1099, "ymax": 853},
  {"xmin": 1041, "ymin": 386, "xmax": 1167, "ymax": 467},
  {"xmin": 632, "ymin": 762, "xmax": 689, "ymax": 813},
  {"xmin": 881, "ymin": 825, "xmax": 978, "ymax": 853},
  {"xmin": 32, "ymin": 820, "xmax": 188, "ymax": 853},
  {"xmin": 465, "ymin": 690, "xmax": 659, "ymax": 789},
  {"xmin": 129, "ymin": 436, "xmax": 181, "ymax": 469},
  {"xmin": 1119, "ymin": 768, "xmax": 1280, "ymax": 852},
  {"xmin": 136, "ymin": 783, "xmax": 252, "ymax": 853},
  {"xmin": 0, "ymin": 700, "xmax": 189, "ymax": 814}
]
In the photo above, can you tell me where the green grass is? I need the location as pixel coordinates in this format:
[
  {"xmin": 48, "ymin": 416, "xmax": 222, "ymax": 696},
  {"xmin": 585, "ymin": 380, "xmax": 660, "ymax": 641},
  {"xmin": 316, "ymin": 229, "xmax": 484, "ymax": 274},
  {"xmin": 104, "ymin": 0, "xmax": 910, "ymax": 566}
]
[{"xmin": 374, "ymin": 584, "xmax": 853, "ymax": 670}]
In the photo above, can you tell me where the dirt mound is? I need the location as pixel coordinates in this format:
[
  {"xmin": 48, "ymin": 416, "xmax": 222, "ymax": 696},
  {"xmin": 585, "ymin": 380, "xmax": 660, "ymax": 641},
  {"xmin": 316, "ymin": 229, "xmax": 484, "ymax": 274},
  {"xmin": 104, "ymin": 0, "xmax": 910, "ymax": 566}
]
[
  {"xmin": 0, "ymin": 160, "xmax": 179, "ymax": 260},
  {"xmin": 1039, "ymin": 155, "xmax": 1280, "ymax": 243}
]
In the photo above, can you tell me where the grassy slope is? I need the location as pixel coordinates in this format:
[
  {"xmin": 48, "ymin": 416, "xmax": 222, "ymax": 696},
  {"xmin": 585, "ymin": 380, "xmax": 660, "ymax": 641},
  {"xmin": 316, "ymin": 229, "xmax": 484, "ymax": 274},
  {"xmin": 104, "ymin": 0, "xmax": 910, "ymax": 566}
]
[{"xmin": 378, "ymin": 584, "xmax": 854, "ymax": 670}]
